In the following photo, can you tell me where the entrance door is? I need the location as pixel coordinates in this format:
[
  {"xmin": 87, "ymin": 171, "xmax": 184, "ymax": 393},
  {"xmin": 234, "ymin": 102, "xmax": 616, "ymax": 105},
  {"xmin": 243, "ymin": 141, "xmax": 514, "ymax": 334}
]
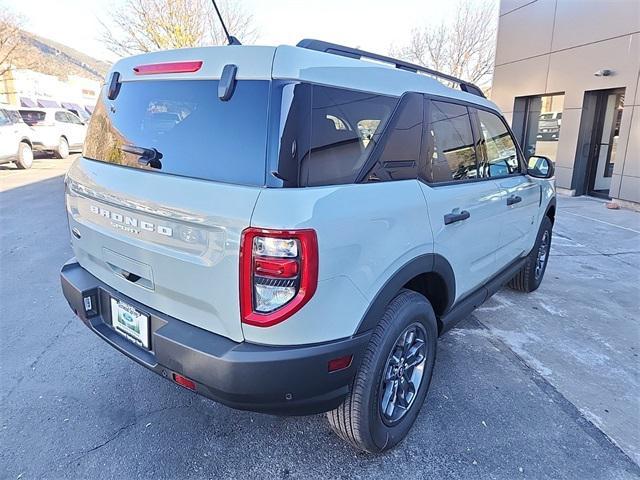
[{"xmin": 586, "ymin": 89, "xmax": 625, "ymax": 198}]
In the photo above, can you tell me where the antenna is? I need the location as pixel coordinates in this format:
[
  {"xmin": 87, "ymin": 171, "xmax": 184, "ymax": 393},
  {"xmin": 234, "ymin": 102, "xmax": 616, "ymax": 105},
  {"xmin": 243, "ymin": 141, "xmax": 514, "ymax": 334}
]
[{"xmin": 211, "ymin": 0, "xmax": 242, "ymax": 45}]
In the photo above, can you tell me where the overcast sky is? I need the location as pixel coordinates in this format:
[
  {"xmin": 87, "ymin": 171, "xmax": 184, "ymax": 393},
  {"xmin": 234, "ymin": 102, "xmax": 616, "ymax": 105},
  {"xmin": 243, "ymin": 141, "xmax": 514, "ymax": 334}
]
[{"xmin": 7, "ymin": 0, "xmax": 470, "ymax": 62}]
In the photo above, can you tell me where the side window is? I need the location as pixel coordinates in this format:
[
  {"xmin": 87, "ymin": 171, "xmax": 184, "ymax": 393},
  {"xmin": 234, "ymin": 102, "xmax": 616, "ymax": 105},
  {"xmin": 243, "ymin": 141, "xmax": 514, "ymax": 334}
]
[
  {"xmin": 477, "ymin": 109, "xmax": 520, "ymax": 177},
  {"xmin": 55, "ymin": 111, "xmax": 67, "ymax": 123},
  {"xmin": 364, "ymin": 93, "xmax": 424, "ymax": 182},
  {"xmin": 67, "ymin": 113, "xmax": 83, "ymax": 125},
  {"xmin": 425, "ymin": 101, "xmax": 478, "ymax": 183},
  {"xmin": 299, "ymin": 85, "xmax": 397, "ymax": 186}
]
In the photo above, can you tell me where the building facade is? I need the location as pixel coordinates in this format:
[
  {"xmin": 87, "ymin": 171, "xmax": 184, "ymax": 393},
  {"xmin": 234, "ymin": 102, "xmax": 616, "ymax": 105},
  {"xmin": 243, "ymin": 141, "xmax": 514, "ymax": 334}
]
[
  {"xmin": 491, "ymin": 0, "xmax": 640, "ymax": 204},
  {"xmin": 0, "ymin": 69, "xmax": 99, "ymax": 118}
]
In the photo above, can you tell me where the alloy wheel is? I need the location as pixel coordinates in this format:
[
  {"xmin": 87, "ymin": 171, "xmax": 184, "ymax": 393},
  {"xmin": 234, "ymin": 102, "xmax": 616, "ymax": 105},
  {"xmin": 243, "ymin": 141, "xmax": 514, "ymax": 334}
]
[
  {"xmin": 379, "ymin": 322, "xmax": 428, "ymax": 425},
  {"xmin": 535, "ymin": 230, "xmax": 550, "ymax": 279}
]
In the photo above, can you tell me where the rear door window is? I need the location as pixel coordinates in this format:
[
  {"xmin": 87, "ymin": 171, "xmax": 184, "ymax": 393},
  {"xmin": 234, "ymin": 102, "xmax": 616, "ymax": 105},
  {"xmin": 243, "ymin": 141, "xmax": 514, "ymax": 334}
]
[
  {"xmin": 83, "ymin": 79, "xmax": 270, "ymax": 186},
  {"xmin": 424, "ymin": 100, "xmax": 478, "ymax": 183}
]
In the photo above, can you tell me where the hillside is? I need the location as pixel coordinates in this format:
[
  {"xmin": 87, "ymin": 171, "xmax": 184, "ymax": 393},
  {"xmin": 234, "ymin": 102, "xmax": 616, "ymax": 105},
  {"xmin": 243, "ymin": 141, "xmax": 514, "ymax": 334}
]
[{"xmin": 14, "ymin": 30, "xmax": 111, "ymax": 82}]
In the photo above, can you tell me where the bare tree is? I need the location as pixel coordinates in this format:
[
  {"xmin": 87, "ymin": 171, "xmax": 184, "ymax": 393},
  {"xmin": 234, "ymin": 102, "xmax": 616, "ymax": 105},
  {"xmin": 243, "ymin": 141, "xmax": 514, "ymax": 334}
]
[
  {"xmin": 391, "ymin": 0, "xmax": 497, "ymax": 86},
  {"xmin": 206, "ymin": 0, "xmax": 258, "ymax": 46},
  {"xmin": 0, "ymin": 8, "xmax": 30, "ymax": 77},
  {"xmin": 100, "ymin": 0, "xmax": 257, "ymax": 57}
]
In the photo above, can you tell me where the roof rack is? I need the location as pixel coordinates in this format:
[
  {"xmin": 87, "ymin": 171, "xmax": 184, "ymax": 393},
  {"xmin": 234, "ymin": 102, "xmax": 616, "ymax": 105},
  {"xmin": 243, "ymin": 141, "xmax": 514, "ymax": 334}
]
[{"xmin": 296, "ymin": 39, "xmax": 486, "ymax": 98}]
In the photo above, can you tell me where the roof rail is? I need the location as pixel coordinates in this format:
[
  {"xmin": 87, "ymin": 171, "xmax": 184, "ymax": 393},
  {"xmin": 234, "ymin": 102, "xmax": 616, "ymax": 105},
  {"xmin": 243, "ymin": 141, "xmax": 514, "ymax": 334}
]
[{"xmin": 296, "ymin": 39, "xmax": 485, "ymax": 98}]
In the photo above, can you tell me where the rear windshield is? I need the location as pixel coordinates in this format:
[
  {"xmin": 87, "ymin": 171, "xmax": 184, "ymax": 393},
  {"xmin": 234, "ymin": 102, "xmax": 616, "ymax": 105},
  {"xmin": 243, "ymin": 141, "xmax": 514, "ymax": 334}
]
[
  {"xmin": 83, "ymin": 80, "xmax": 270, "ymax": 186},
  {"xmin": 19, "ymin": 110, "xmax": 46, "ymax": 125}
]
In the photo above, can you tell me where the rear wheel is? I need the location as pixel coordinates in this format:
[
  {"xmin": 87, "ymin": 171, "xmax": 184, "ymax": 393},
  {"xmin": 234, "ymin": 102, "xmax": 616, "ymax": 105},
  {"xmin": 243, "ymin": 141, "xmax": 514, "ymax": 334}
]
[
  {"xmin": 327, "ymin": 289, "xmax": 437, "ymax": 453},
  {"xmin": 55, "ymin": 137, "xmax": 69, "ymax": 159},
  {"xmin": 15, "ymin": 142, "xmax": 33, "ymax": 169},
  {"xmin": 509, "ymin": 216, "xmax": 553, "ymax": 292}
]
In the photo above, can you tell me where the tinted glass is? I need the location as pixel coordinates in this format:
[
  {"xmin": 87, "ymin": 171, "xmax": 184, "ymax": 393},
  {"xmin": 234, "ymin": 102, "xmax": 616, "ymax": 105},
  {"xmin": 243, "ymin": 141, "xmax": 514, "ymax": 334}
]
[
  {"xmin": 426, "ymin": 101, "xmax": 477, "ymax": 182},
  {"xmin": 0, "ymin": 109, "xmax": 9, "ymax": 126},
  {"xmin": 364, "ymin": 93, "xmax": 423, "ymax": 182},
  {"xmin": 519, "ymin": 93, "xmax": 565, "ymax": 162},
  {"xmin": 67, "ymin": 112, "xmax": 83, "ymax": 125},
  {"xmin": 276, "ymin": 83, "xmax": 397, "ymax": 187},
  {"xmin": 4, "ymin": 109, "xmax": 21, "ymax": 124},
  {"xmin": 55, "ymin": 111, "xmax": 67, "ymax": 122},
  {"xmin": 83, "ymin": 80, "xmax": 270, "ymax": 186},
  {"xmin": 477, "ymin": 109, "xmax": 520, "ymax": 177},
  {"xmin": 19, "ymin": 110, "xmax": 46, "ymax": 125}
]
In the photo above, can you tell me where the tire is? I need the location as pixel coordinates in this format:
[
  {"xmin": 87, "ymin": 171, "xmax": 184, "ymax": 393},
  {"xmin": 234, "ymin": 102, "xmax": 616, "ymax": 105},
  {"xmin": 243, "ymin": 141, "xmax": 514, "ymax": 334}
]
[
  {"xmin": 327, "ymin": 289, "xmax": 438, "ymax": 453},
  {"xmin": 508, "ymin": 216, "xmax": 553, "ymax": 293},
  {"xmin": 15, "ymin": 142, "xmax": 33, "ymax": 169},
  {"xmin": 55, "ymin": 137, "xmax": 69, "ymax": 159}
]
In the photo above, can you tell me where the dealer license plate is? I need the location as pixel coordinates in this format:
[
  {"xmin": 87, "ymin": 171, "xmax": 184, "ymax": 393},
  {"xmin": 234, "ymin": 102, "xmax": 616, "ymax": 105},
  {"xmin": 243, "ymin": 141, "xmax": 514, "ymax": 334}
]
[{"xmin": 110, "ymin": 298, "xmax": 150, "ymax": 349}]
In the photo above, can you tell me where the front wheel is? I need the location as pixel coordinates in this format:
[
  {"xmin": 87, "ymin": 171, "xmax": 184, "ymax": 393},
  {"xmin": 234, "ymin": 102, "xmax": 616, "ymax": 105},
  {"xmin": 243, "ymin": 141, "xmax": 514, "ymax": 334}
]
[
  {"xmin": 509, "ymin": 216, "xmax": 553, "ymax": 292},
  {"xmin": 327, "ymin": 289, "xmax": 437, "ymax": 453}
]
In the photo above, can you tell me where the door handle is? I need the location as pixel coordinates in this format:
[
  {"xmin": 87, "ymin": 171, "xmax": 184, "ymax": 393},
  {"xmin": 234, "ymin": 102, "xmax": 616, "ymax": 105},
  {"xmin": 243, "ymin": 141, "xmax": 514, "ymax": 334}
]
[
  {"xmin": 444, "ymin": 210, "xmax": 470, "ymax": 225},
  {"xmin": 507, "ymin": 195, "xmax": 522, "ymax": 206}
]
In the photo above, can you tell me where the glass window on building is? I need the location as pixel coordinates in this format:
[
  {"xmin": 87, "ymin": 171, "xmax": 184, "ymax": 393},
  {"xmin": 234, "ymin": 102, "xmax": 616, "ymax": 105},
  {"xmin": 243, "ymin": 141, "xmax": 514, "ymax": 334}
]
[{"xmin": 515, "ymin": 93, "xmax": 565, "ymax": 163}]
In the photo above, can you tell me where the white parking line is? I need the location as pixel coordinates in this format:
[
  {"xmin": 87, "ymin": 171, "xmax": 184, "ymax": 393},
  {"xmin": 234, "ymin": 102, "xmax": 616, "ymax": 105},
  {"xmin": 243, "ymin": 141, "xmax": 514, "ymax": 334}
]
[{"xmin": 562, "ymin": 211, "xmax": 640, "ymax": 234}]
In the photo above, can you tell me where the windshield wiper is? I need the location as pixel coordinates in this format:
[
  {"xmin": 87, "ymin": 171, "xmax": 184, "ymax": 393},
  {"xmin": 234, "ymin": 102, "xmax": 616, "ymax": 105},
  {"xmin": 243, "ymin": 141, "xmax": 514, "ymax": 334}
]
[{"xmin": 121, "ymin": 144, "xmax": 163, "ymax": 169}]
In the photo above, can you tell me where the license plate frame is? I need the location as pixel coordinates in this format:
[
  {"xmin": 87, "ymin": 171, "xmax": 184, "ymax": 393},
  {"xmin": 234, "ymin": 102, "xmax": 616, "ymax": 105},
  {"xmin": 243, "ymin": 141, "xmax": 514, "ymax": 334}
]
[{"xmin": 110, "ymin": 298, "xmax": 150, "ymax": 349}]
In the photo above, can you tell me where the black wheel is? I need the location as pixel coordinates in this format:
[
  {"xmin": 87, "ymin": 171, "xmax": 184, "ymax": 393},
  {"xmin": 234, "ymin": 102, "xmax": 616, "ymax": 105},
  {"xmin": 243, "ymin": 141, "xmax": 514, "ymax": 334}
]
[
  {"xmin": 15, "ymin": 142, "xmax": 33, "ymax": 169},
  {"xmin": 509, "ymin": 216, "xmax": 553, "ymax": 293},
  {"xmin": 55, "ymin": 137, "xmax": 69, "ymax": 159},
  {"xmin": 327, "ymin": 289, "xmax": 437, "ymax": 453}
]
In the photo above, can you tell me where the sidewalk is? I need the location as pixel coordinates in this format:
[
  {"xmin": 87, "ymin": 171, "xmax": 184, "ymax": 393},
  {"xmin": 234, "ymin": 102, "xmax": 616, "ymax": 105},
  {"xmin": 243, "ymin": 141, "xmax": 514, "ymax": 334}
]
[{"xmin": 475, "ymin": 195, "xmax": 640, "ymax": 464}]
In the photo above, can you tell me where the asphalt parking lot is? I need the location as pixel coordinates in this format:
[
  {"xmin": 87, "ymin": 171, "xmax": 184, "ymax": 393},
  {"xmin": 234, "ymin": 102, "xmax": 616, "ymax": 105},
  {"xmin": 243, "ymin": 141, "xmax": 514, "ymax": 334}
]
[{"xmin": 1, "ymin": 157, "xmax": 639, "ymax": 479}]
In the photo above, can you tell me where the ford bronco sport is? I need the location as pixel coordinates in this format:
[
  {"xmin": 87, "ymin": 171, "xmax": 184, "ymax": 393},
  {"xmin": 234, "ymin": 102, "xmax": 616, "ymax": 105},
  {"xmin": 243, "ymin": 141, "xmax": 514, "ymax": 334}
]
[{"xmin": 60, "ymin": 40, "xmax": 556, "ymax": 453}]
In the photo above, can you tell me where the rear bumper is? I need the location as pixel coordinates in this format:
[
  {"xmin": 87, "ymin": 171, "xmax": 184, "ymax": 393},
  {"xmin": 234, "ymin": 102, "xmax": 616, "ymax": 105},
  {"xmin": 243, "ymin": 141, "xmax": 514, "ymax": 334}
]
[{"xmin": 60, "ymin": 259, "xmax": 370, "ymax": 415}]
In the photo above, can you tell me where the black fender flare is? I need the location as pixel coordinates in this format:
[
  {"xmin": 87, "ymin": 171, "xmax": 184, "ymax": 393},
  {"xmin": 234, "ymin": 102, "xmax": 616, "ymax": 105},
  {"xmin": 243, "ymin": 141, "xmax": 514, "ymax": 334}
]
[
  {"xmin": 354, "ymin": 253, "xmax": 455, "ymax": 334},
  {"xmin": 544, "ymin": 196, "xmax": 556, "ymax": 222}
]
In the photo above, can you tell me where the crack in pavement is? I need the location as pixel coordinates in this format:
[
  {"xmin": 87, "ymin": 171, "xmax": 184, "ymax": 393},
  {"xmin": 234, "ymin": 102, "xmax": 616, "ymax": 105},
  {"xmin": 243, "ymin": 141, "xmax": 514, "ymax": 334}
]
[
  {"xmin": 2, "ymin": 317, "xmax": 74, "ymax": 404},
  {"xmin": 39, "ymin": 396, "xmax": 196, "ymax": 477}
]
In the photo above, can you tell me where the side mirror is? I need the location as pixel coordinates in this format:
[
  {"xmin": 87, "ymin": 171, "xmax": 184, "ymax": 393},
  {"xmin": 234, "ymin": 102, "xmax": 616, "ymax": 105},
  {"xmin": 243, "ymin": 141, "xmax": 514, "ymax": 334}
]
[{"xmin": 527, "ymin": 155, "xmax": 555, "ymax": 179}]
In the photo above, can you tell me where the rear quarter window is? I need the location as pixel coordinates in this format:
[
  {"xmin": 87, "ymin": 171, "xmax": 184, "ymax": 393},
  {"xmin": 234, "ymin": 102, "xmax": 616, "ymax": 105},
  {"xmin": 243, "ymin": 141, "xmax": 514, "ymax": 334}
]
[{"xmin": 273, "ymin": 83, "xmax": 398, "ymax": 187}]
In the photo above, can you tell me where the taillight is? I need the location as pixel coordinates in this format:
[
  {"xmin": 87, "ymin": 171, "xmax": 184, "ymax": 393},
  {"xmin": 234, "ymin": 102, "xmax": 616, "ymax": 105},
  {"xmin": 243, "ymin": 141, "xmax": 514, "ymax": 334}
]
[{"xmin": 240, "ymin": 228, "xmax": 318, "ymax": 327}]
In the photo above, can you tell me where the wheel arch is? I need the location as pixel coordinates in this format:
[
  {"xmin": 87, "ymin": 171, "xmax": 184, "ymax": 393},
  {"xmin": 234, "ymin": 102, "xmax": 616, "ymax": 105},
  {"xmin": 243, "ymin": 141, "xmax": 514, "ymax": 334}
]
[
  {"xmin": 19, "ymin": 137, "xmax": 32, "ymax": 147},
  {"xmin": 355, "ymin": 254, "xmax": 455, "ymax": 335},
  {"xmin": 545, "ymin": 197, "xmax": 556, "ymax": 224}
]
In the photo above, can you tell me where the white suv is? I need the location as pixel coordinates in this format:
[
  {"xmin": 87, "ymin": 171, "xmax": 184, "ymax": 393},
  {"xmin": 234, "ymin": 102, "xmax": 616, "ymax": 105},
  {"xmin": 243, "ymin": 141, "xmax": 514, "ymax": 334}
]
[
  {"xmin": 18, "ymin": 107, "xmax": 87, "ymax": 158},
  {"xmin": 0, "ymin": 104, "xmax": 36, "ymax": 169},
  {"xmin": 60, "ymin": 40, "xmax": 556, "ymax": 453}
]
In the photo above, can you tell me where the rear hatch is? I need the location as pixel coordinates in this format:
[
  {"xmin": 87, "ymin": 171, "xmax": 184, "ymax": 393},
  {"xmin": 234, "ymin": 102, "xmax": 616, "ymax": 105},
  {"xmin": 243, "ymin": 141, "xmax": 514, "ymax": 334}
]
[{"xmin": 65, "ymin": 47, "xmax": 276, "ymax": 342}]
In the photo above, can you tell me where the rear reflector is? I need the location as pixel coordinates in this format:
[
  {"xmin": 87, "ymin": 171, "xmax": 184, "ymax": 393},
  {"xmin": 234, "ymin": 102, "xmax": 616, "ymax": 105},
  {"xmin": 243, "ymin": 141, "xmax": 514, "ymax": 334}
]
[
  {"xmin": 328, "ymin": 355, "xmax": 353, "ymax": 372},
  {"xmin": 133, "ymin": 61, "xmax": 203, "ymax": 75},
  {"xmin": 173, "ymin": 373, "xmax": 196, "ymax": 391}
]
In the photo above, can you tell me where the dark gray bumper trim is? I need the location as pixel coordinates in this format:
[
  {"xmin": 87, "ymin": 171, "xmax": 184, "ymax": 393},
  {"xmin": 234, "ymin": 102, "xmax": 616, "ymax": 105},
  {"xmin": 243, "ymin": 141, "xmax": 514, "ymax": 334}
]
[{"xmin": 60, "ymin": 259, "xmax": 370, "ymax": 415}]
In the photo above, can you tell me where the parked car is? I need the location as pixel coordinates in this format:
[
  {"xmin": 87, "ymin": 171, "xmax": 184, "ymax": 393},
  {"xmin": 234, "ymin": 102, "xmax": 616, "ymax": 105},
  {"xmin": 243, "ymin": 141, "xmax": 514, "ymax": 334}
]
[
  {"xmin": 60, "ymin": 40, "xmax": 556, "ymax": 453},
  {"xmin": 0, "ymin": 103, "xmax": 37, "ymax": 169},
  {"xmin": 67, "ymin": 107, "xmax": 91, "ymax": 123},
  {"xmin": 537, "ymin": 112, "xmax": 562, "ymax": 140},
  {"xmin": 18, "ymin": 108, "xmax": 87, "ymax": 158}
]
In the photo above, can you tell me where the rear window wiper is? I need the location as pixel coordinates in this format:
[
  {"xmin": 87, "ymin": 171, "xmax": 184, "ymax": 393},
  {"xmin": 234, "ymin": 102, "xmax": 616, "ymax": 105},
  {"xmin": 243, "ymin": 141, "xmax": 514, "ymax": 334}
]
[{"xmin": 121, "ymin": 144, "xmax": 163, "ymax": 169}]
